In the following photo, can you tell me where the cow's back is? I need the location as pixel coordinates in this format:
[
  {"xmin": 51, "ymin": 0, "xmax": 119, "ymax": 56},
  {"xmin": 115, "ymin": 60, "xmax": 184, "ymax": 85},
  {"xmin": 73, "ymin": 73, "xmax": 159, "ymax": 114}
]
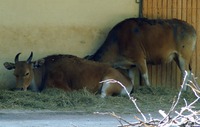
[
  {"xmin": 89, "ymin": 18, "xmax": 196, "ymax": 90},
  {"xmin": 92, "ymin": 18, "xmax": 196, "ymax": 65}
]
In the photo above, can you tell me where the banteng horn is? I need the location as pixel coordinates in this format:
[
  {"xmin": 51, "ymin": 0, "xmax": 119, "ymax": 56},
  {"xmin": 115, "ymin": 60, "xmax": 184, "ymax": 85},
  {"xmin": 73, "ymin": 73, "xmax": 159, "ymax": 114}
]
[
  {"xmin": 14, "ymin": 53, "xmax": 21, "ymax": 63},
  {"xmin": 27, "ymin": 52, "xmax": 33, "ymax": 63}
]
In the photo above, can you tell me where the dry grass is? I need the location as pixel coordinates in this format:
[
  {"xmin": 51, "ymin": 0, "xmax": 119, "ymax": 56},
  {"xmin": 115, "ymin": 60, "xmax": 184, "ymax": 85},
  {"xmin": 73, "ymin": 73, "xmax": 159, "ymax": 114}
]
[
  {"xmin": 0, "ymin": 85, "xmax": 198, "ymax": 114},
  {"xmin": 96, "ymin": 73, "xmax": 200, "ymax": 126}
]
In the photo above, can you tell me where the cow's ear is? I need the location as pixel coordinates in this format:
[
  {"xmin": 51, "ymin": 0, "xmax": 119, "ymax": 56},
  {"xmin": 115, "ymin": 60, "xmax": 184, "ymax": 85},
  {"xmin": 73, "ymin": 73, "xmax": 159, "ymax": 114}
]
[
  {"xmin": 3, "ymin": 62, "xmax": 15, "ymax": 70},
  {"xmin": 33, "ymin": 59, "xmax": 45, "ymax": 68}
]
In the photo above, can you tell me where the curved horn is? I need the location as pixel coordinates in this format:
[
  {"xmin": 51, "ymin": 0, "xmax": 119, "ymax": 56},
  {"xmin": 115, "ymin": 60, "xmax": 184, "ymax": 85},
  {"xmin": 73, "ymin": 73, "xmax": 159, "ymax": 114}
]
[
  {"xmin": 15, "ymin": 53, "xmax": 21, "ymax": 63},
  {"xmin": 27, "ymin": 52, "xmax": 33, "ymax": 63}
]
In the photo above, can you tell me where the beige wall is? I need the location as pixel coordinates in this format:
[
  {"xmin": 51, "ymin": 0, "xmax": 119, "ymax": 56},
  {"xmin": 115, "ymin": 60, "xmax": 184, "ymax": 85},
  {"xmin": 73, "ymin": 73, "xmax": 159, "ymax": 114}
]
[{"xmin": 0, "ymin": 0, "xmax": 139, "ymax": 89}]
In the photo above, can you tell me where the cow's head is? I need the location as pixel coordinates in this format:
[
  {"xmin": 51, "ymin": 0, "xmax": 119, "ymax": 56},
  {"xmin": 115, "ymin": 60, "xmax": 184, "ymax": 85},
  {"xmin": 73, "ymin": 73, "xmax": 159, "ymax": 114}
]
[{"xmin": 4, "ymin": 52, "xmax": 45, "ymax": 91}]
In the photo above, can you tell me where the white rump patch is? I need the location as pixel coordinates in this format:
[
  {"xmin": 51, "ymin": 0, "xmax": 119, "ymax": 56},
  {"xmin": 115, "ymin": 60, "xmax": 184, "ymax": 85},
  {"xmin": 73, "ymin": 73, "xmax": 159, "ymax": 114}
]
[{"xmin": 101, "ymin": 79, "xmax": 133, "ymax": 97}]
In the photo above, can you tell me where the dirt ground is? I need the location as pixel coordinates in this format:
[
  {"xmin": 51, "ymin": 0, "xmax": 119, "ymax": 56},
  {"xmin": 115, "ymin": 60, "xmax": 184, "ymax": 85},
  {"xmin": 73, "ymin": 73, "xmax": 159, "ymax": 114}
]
[{"xmin": 0, "ymin": 110, "xmax": 161, "ymax": 127}]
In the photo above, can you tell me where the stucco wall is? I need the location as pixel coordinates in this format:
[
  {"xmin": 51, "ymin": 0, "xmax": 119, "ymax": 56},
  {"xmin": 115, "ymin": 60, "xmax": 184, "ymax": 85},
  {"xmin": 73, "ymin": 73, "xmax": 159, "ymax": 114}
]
[{"xmin": 0, "ymin": 0, "xmax": 139, "ymax": 89}]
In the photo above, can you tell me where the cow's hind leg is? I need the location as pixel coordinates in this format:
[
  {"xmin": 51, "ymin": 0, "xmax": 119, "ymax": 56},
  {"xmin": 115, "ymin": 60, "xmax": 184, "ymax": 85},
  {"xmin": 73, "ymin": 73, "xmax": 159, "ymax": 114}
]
[
  {"xmin": 133, "ymin": 59, "xmax": 155, "ymax": 93},
  {"xmin": 174, "ymin": 55, "xmax": 192, "ymax": 91}
]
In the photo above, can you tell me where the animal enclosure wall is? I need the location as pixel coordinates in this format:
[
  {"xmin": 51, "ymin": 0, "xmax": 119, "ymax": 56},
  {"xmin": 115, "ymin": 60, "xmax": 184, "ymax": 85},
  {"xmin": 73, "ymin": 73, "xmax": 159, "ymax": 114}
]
[
  {"xmin": 140, "ymin": 0, "xmax": 200, "ymax": 89},
  {"xmin": 0, "ymin": 0, "xmax": 139, "ymax": 89}
]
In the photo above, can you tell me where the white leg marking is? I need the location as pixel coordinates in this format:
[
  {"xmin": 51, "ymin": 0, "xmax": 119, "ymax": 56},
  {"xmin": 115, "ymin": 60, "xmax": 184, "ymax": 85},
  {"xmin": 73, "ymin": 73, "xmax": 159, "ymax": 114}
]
[
  {"xmin": 142, "ymin": 73, "xmax": 150, "ymax": 86},
  {"xmin": 128, "ymin": 69, "xmax": 135, "ymax": 85}
]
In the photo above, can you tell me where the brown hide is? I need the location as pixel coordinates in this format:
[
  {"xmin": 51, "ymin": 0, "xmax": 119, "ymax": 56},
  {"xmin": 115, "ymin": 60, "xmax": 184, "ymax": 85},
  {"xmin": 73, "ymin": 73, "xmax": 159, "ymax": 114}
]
[
  {"xmin": 90, "ymin": 18, "xmax": 196, "ymax": 89},
  {"xmin": 45, "ymin": 55, "xmax": 128, "ymax": 92},
  {"xmin": 4, "ymin": 53, "xmax": 133, "ymax": 97}
]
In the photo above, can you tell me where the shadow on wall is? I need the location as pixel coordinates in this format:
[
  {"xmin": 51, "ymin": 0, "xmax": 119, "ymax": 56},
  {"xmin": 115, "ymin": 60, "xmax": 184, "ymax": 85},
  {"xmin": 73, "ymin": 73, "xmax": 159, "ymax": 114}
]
[{"xmin": 0, "ymin": 25, "xmax": 108, "ymax": 89}]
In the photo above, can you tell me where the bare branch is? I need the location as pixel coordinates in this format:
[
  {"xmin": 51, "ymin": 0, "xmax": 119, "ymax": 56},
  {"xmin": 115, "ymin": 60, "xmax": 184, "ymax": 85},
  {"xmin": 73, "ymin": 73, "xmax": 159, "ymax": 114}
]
[
  {"xmin": 100, "ymin": 79, "xmax": 147, "ymax": 122},
  {"xmin": 96, "ymin": 72, "xmax": 200, "ymax": 126}
]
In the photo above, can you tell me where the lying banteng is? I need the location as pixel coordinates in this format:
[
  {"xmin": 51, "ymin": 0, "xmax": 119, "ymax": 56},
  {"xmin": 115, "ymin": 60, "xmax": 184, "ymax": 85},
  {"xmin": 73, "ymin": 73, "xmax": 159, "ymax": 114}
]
[{"xmin": 4, "ymin": 52, "xmax": 133, "ymax": 97}]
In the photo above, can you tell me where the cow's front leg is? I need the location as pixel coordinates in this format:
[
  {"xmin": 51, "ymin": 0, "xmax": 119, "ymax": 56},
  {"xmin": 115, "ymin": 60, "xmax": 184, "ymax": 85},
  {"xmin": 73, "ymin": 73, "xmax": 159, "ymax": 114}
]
[
  {"xmin": 128, "ymin": 68, "xmax": 135, "ymax": 85},
  {"xmin": 136, "ymin": 59, "xmax": 150, "ymax": 87}
]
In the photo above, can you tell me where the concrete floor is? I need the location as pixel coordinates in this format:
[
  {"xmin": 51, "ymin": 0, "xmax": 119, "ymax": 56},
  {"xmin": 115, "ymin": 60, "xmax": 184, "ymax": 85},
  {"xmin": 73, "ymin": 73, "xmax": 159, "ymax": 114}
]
[{"xmin": 0, "ymin": 110, "xmax": 147, "ymax": 127}]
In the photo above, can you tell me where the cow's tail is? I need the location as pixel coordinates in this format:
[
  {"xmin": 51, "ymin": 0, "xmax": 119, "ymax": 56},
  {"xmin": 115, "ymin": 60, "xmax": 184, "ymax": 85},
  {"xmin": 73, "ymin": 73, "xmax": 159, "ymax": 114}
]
[{"xmin": 189, "ymin": 60, "xmax": 192, "ymax": 71}]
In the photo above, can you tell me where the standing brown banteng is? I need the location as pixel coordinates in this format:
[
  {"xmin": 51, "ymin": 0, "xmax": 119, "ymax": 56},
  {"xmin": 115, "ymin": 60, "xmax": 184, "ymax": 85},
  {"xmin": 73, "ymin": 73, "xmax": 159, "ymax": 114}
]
[{"xmin": 88, "ymin": 18, "xmax": 196, "ymax": 90}]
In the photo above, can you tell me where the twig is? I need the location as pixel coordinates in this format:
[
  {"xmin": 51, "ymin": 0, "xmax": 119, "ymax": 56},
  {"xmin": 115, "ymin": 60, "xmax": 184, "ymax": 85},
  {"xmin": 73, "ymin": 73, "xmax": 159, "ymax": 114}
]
[
  {"xmin": 159, "ymin": 71, "xmax": 188, "ymax": 126},
  {"xmin": 100, "ymin": 79, "xmax": 147, "ymax": 122},
  {"xmin": 96, "ymin": 72, "xmax": 200, "ymax": 126},
  {"xmin": 190, "ymin": 73, "xmax": 200, "ymax": 91}
]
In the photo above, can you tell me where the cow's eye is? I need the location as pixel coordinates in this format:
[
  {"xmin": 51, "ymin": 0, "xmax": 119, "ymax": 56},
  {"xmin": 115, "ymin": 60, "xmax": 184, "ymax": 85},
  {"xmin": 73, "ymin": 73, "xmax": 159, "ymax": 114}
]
[{"xmin": 25, "ymin": 72, "xmax": 29, "ymax": 76}]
